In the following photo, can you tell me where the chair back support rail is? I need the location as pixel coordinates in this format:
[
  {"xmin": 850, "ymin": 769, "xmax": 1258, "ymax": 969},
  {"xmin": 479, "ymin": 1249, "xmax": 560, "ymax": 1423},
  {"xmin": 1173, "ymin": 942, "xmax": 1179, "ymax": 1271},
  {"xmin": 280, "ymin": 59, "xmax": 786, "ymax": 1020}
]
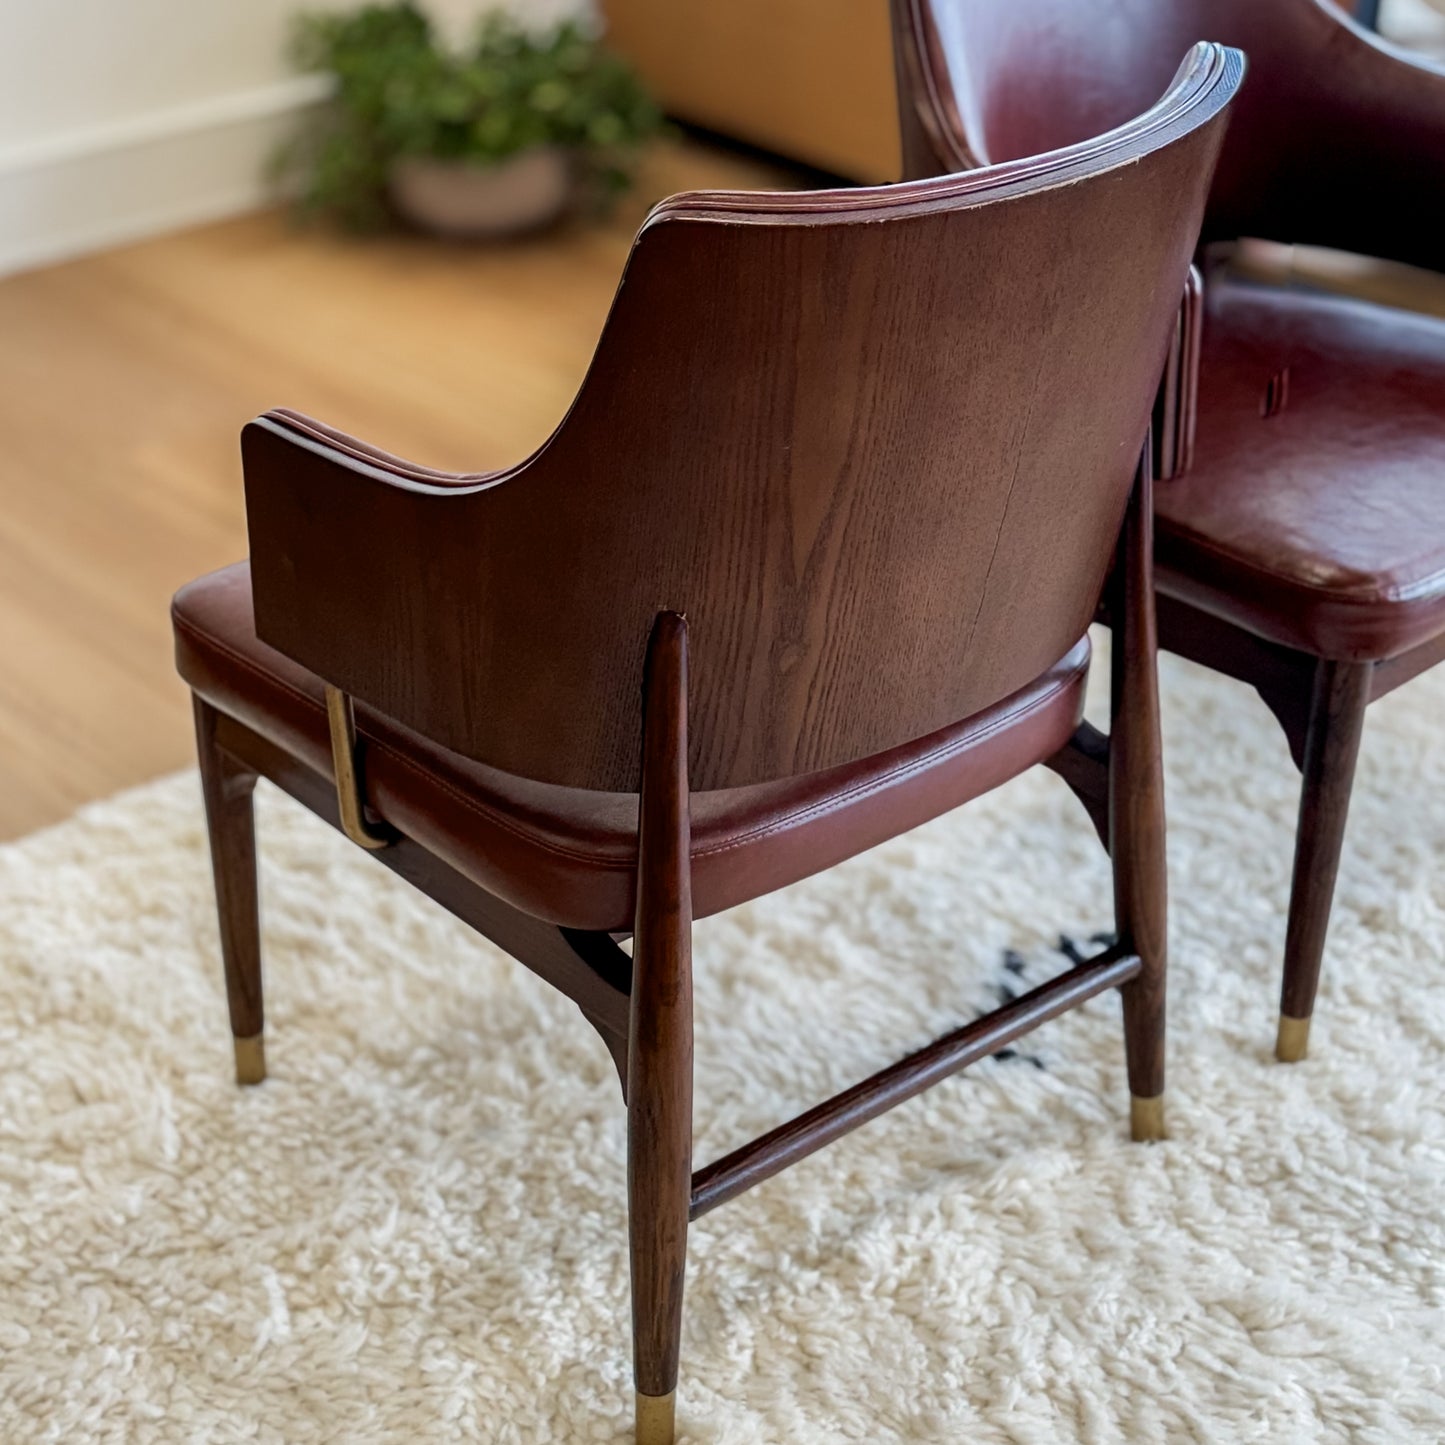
[{"xmin": 245, "ymin": 44, "xmax": 1237, "ymax": 796}]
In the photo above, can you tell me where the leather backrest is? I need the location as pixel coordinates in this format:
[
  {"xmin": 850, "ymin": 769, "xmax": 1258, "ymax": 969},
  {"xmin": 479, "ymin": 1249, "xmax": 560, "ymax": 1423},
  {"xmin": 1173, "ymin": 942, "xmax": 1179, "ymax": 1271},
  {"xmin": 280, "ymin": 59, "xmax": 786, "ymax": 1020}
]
[
  {"xmin": 892, "ymin": 0, "xmax": 1443, "ymax": 267},
  {"xmin": 246, "ymin": 44, "xmax": 1240, "ymax": 792}
]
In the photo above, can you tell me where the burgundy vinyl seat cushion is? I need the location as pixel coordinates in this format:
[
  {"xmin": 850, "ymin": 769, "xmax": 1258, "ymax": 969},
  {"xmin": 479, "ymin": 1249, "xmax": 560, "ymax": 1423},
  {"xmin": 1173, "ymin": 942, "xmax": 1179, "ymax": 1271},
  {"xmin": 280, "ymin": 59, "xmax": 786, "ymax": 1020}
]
[
  {"xmin": 1154, "ymin": 270, "xmax": 1445, "ymax": 662},
  {"xmin": 173, "ymin": 563, "xmax": 1090, "ymax": 932}
]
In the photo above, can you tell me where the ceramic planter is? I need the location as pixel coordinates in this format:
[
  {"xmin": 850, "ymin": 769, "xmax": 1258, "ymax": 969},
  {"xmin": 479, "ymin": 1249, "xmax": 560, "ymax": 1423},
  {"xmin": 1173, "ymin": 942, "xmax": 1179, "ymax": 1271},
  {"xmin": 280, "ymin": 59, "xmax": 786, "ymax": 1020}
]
[{"xmin": 389, "ymin": 148, "xmax": 572, "ymax": 239}]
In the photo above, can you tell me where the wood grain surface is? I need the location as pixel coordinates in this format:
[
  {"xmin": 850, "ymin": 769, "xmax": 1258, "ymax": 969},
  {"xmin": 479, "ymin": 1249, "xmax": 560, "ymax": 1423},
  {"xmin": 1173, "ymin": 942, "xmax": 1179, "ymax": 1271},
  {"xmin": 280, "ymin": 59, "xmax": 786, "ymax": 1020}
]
[{"xmin": 243, "ymin": 47, "xmax": 1235, "ymax": 792}]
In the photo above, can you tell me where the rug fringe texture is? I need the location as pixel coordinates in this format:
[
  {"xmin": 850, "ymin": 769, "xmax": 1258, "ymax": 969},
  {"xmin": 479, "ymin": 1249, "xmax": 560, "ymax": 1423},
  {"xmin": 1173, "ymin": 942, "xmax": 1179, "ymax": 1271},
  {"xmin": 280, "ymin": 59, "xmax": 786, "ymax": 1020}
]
[{"xmin": 2, "ymin": 642, "xmax": 1443, "ymax": 1442}]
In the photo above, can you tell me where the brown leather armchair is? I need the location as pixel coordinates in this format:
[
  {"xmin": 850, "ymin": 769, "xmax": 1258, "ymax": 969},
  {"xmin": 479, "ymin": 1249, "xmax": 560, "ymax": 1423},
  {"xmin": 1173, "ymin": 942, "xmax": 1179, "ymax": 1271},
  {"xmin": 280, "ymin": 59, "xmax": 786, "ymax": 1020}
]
[
  {"xmin": 172, "ymin": 47, "xmax": 1239, "ymax": 1444},
  {"xmin": 893, "ymin": 0, "xmax": 1445, "ymax": 1065}
]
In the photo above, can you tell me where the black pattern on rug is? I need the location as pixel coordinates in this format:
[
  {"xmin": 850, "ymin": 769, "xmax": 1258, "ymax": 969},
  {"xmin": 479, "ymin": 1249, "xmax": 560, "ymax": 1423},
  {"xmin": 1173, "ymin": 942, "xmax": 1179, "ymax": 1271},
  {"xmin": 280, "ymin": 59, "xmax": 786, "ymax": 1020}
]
[{"xmin": 982, "ymin": 931, "xmax": 1118, "ymax": 1070}]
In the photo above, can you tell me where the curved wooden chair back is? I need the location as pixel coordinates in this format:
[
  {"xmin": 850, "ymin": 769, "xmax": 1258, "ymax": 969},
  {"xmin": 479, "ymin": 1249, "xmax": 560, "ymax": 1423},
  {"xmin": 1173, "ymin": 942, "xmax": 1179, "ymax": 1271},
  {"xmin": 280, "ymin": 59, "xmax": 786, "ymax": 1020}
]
[
  {"xmin": 890, "ymin": 0, "xmax": 1442, "ymax": 270},
  {"xmin": 245, "ymin": 44, "xmax": 1238, "ymax": 793}
]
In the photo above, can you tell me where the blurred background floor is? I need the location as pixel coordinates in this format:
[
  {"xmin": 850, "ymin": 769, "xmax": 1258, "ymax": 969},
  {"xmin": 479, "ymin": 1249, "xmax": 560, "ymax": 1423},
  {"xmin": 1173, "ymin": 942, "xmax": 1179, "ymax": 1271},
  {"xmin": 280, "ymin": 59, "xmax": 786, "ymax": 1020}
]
[{"xmin": 0, "ymin": 136, "xmax": 796, "ymax": 841}]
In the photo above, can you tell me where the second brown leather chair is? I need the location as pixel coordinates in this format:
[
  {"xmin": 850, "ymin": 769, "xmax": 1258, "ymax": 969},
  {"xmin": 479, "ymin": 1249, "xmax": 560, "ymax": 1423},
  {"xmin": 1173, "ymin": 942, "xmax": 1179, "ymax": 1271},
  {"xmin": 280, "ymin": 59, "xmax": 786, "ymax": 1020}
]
[{"xmin": 893, "ymin": 0, "xmax": 1445, "ymax": 1064}]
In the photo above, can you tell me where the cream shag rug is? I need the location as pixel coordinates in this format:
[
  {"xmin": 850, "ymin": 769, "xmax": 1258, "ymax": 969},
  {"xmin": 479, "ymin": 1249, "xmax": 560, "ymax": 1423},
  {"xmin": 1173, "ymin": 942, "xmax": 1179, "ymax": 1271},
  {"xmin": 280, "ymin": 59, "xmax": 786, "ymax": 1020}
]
[{"xmin": 2, "ymin": 643, "xmax": 1444, "ymax": 1444}]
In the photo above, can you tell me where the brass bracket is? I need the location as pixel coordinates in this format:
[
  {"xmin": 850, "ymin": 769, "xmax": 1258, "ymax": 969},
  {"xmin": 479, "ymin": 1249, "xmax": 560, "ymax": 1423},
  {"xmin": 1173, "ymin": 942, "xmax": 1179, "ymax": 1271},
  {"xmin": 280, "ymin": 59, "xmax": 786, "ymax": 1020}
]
[{"xmin": 324, "ymin": 684, "xmax": 396, "ymax": 850}]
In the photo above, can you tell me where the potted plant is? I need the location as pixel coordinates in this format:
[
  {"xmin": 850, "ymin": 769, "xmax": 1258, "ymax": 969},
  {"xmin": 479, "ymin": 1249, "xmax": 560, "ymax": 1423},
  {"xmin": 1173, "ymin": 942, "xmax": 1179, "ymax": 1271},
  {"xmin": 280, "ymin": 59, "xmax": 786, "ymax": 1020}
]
[{"xmin": 278, "ymin": 3, "xmax": 665, "ymax": 236}]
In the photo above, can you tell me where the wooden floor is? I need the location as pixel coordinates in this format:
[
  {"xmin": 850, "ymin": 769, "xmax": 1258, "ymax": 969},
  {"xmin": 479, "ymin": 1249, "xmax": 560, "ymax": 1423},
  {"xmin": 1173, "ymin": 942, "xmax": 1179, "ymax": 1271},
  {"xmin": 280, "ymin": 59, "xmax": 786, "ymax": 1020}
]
[{"xmin": 0, "ymin": 138, "xmax": 797, "ymax": 841}]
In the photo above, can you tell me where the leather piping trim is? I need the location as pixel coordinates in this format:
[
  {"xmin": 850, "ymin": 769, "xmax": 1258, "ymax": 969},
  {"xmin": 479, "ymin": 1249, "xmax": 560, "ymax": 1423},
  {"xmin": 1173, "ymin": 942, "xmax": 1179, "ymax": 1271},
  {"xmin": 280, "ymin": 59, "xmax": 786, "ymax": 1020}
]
[
  {"xmin": 1160, "ymin": 526, "xmax": 1445, "ymax": 609},
  {"xmin": 688, "ymin": 649, "xmax": 1089, "ymax": 860},
  {"xmin": 175, "ymin": 609, "xmax": 1089, "ymax": 870}
]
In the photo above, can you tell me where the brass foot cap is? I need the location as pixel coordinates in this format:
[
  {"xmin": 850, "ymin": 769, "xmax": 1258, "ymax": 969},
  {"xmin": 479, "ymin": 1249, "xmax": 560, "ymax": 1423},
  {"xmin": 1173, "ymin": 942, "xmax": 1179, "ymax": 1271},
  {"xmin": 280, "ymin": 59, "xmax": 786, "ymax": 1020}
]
[
  {"xmin": 635, "ymin": 1390, "xmax": 676, "ymax": 1445},
  {"xmin": 234, "ymin": 1034, "xmax": 266, "ymax": 1086},
  {"xmin": 1130, "ymin": 1094, "xmax": 1167, "ymax": 1143},
  {"xmin": 1276, "ymin": 1014, "xmax": 1311, "ymax": 1064}
]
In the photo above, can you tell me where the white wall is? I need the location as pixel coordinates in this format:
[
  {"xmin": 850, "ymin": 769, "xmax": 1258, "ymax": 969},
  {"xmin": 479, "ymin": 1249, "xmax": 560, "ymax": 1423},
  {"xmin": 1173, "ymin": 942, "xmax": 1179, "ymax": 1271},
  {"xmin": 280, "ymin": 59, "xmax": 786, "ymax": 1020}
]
[
  {"xmin": 0, "ymin": 0, "xmax": 353, "ymax": 276},
  {"xmin": 0, "ymin": 0, "xmax": 581, "ymax": 277},
  {"xmin": 1382, "ymin": 0, "xmax": 1445, "ymax": 55}
]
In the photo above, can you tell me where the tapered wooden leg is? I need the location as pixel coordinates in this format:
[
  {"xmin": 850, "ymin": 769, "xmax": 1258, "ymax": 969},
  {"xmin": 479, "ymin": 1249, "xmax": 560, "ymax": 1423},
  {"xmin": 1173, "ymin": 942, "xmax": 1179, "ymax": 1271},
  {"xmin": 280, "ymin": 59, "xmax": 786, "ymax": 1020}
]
[
  {"xmin": 628, "ymin": 615, "xmax": 693, "ymax": 1445},
  {"xmin": 1276, "ymin": 659, "xmax": 1370, "ymax": 1062},
  {"xmin": 194, "ymin": 695, "xmax": 265, "ymax": 1085},
  {"xmin": 1110, "ymin": 457, "xmax": 1168, "ymax": 1141}
]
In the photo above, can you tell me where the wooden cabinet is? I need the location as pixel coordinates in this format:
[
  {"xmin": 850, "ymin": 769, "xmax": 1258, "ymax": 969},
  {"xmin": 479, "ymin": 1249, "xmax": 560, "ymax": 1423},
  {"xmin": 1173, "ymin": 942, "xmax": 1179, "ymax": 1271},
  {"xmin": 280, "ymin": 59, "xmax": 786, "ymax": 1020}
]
[{"xmin": 599, "ymin": 0, "xmax": 901, "ymax": 182}]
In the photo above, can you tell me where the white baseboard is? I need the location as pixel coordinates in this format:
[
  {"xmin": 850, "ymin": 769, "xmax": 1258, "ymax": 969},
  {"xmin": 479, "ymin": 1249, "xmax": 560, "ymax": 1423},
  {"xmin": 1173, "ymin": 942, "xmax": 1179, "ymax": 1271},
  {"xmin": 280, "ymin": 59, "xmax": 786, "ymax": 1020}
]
[{"xmin": 0, "ymin": 76, "xmax": 330, "ymax": 278}]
